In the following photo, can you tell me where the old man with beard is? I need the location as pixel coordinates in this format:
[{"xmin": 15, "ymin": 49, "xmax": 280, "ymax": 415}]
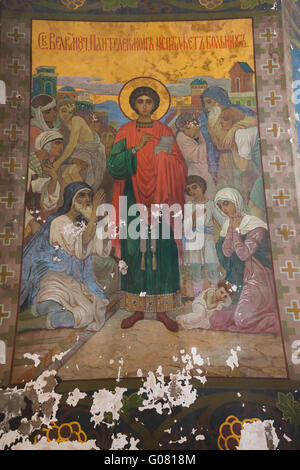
[
  {"xmin": 199, "ymin": 86, "xmax": 257, "ymax": 193},
  {"xmin": 18, "ymin": 182, "xmax": 111, "ymax": 333}
]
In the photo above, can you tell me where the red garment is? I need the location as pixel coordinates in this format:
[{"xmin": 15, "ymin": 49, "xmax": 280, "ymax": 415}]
[
  {"xmin": 30, "ymin": 125, "xmax": 43, "ymax": 153},
  {"xmin": 111, "ymin": 120, "xmax": 187, "ymax": 259}
]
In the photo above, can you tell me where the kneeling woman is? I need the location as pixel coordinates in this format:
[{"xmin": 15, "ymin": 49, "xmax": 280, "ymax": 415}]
[{"xmin": 210, "ymin": 187, "xmax": 280, "ymax": 334}]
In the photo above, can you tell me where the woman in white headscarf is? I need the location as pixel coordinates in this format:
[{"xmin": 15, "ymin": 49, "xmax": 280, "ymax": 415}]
[{"xmin": 209, "ymin": 187, "xmax": 280, "ymax": 334}]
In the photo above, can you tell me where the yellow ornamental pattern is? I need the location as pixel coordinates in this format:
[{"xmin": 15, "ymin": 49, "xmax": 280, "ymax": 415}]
[
  {"xmin": 34, "ymin": 421, "xmax": 87, "ymax": 444},
  {"xmin": 199, "ymin": 0, "xmax": 223, "ymax": 9},
  {"xmin": 60, "ymin": 0, "xmax": 87, "ymax": 9},
  {"xmin": 217, "ymin": 415, "xmax": 261, "ymax": 450}
]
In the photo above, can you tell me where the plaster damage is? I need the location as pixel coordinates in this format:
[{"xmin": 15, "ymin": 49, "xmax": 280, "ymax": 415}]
[
  {"xmin": 52, "ymin": 349, "xmax": 72, "ymax": 362},
  {"xmin": 226, "ymin": 347, "xmax": 241, "ymax": 370},
  {"xmin": 238, "ymin": 420, "xmax": 280, "ymax": 450},
  {"xmin": 23, "ymin": 353, "xmax": 40, "ymax": 367},
  {"xmin": 90, "ymin": 387, "xmax": 127, "ymax": 427},
  {"xmin": 137, "ymin": 364, "xmax": 198, "ymax": 415},
  {"xmin": 11, "ymin": 435, "xmax": 100, "ymax": 450},
  {"xmin": 110, "ymin": 433, "xmax": 140, "ymax": 450},
  {"xmin": 0, "ymin": 352, "xmax": 293, "ymax": 450},
  {"xmin": 0, "ymin": 371, "xmax": 61, "ymax": 449},
  {"xmin": 66, "ymin": 388, "xmax": 87, "ymax": 407}
]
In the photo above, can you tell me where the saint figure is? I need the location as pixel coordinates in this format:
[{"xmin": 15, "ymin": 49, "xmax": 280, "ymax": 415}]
[{"xmin": 107, "ymin": 78, "xmax": 187, "ymax": 332}]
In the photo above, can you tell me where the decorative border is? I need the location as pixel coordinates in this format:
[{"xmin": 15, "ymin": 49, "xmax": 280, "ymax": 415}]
[
  {"xmin": 0, "ymin": 18, "xmax": 31, "ymax": 387},
  {"xmin": 0, "ymin": 6, "xmax": 300, "ymax": 389},
  {"xmin": 254, "ymin": 12, "xmax": 300, "ymax": 379},
  {"xmin": 0, "ymin": 0, "xmax": 282, "ymax": 15}
]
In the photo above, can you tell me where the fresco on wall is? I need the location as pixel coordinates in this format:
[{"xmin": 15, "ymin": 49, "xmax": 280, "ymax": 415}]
[
  {"xmin": 291, "ymin": 43, "xmax": 300, "ymax": 157},
  {"xmin": 11, "ymin": 18, "xmax": 288, "ymax": 384}
]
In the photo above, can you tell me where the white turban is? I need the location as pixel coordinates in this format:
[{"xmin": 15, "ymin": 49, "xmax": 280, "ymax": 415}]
[
  {"xmin": 31, "ymin": 96, "xmax": 57, "ymax": 131},
  {"xmin": 35, "ymin": 130, "xmax": 63, "ymax": 151}
]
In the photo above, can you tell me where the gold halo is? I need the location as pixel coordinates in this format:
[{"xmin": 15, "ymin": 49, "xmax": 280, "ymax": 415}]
[{"xmin": 118, "ymin": 77, "xmax": 171, "ymax": 121}]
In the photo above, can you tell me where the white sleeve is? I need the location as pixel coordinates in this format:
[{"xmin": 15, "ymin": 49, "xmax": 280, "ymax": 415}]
[
  {"xmin": 177, "ymin": 297, "xmax": 210, "ymax": 330},
  {"xmin": 50, "ymin": 216, "xmax": 111, "ymax": 260},
  {"xmin": 234, "ymin": 127, "xmax": 258, "ymax": 160},
  {"xmin": 31, "ymin": 177, "xmax": 51, "ymax": 193},
  {"xmin": 40, "ymin": 180, "xmax": 61, "ymax": 211}
]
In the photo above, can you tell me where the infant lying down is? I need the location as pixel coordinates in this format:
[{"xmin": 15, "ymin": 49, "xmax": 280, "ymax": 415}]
[{"xmin": 177, "ymin": 280, "xmax": 235, "ymax": 330}]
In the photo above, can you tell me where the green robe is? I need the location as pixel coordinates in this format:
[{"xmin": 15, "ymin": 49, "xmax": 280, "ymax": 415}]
[{"xmin": 107, "ymin": 138, "xmax": 181, "ymax": 312}]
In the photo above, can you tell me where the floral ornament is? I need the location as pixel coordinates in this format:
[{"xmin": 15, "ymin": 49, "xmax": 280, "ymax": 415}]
[
  {"xmin": 198, "ymin": 0, "xmax": 223, "ymax": 10},
  {"xmin": 276, "ymin": 392, "xmax": 300, "ymax": 425},
  {"xmin": 217, "ymin": 415, "xmax": 261, "ymax": 450},
  {"xmin": 60, "ymin": 0, "xmax": 87, "ymax": 10},
  {"xmin": 34, "ymin": 421, "xmax": 87, "ymax": 444}
]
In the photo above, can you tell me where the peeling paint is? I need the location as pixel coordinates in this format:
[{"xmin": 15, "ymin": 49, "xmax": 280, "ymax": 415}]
[
  {"xmin": 0, "ymin": 371, "xmax": 62, "ymax": 449},
  {"xmin": 0, "ymin": 0, "xmax": 299, "ymax": 454},
  {"xmin": 66, "ymin": 388, "xmax": 87, "ymax": 407},
  {"xmin": 169, "ymin": 435, "xmax": 187, "ymax": 444},
  {"xmin": 118, "ymin": 260, "xmax": 128, "ymax": 275},
  {"xmin": 110, "ymin": 433, "xmax": 140, "ymax": 450},
  {"xmin": 116, "ymin": 358, "xmax": 124, "ymax": 382},
  {"xmin": 226, "ymin": 347, "xmax": 241, "ymax": 370},
  {"xmin": 90, "ymin": 387, "xmax": 127, "ymax": 427},
  {"xmin": 0, "ymin": 355, "xmax": 297, "ymax": 450},
  {"xmin": 238, "ymin": 420, "xmax": 279, "ymax": 450},
  {"xmin": 11, "ymin": 436, "xmax": 100, "ymax": 450},
  {"xmin": 178, "ymin": 349, "xmax": 207, "ymax": 383},
  {"xmin": 191, "ymin": 427, "xmax": 206, "ymax": 441},
  {"xmin": 138, "ymin": 364, "xmax": 197, "ymax": 415},
  {"xmin": 52, "ymin": 349, "xmax": 71, "ymax": 363},
  {"xmin": 23, "ymin": 353, "xmax": 40, "ymax": 367}
]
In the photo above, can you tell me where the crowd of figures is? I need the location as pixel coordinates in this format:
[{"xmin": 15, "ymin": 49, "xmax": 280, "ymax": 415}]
[
  {"xmin": 20, "ymin": 93, "xmax": 118, "ymax": 333},
  {"xmin": 174, "ymin": 86, "xmax": 279, "ymax": 334},
  {"xmin": 25, "ymin": 94, "xmax": 117, "ymax": 239},
  {"xmin": 18, "ymin": 85, "xmax": 281, "ymax": 336}
]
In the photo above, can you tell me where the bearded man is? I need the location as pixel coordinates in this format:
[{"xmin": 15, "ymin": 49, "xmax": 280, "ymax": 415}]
[
  {"xmin": 18, "ymin": 182, "xmax": 111, "ymax": 333},
  {"xmin": 199, "ymin": 86, "xmax": 257, "ymax": 188}
]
